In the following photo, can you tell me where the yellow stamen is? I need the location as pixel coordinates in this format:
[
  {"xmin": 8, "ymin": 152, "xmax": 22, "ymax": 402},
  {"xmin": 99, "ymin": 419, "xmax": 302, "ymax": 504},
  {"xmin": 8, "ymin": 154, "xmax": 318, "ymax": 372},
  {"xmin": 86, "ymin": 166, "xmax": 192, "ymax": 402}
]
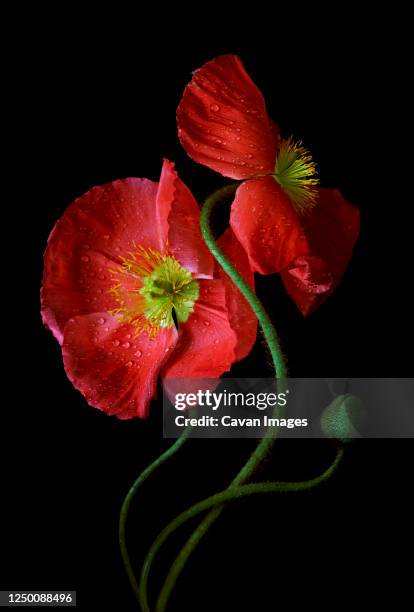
[
  {"xmin": 109, "ymin": 245, "xmax": 199, "ymax": 338},
  {"xmin": 274, "ymin": 136, "xmax": 319, "ymax": 213}
]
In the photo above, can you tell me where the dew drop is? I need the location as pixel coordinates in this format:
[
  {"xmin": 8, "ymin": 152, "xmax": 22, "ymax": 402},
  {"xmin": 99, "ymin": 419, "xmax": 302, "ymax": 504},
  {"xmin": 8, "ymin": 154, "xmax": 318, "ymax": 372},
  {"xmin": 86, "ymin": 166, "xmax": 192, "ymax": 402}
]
[
  {"xmin": 97, "ymin": 317, "xmax": 105, "ymax": 325},
  {"xmin": 122, "ymin": 341, "xmax": 131, "ymax": 349},
  {"xmin": 210, "ymin": 104, "xmax": 220, "ymax": 112},
  {"xmin": 80, "ymin": 255, "xmax": 90, "ymax": 263},
  {"xmin": 113, "ymin": 339, "xmax": 120, "ymax": 347}
]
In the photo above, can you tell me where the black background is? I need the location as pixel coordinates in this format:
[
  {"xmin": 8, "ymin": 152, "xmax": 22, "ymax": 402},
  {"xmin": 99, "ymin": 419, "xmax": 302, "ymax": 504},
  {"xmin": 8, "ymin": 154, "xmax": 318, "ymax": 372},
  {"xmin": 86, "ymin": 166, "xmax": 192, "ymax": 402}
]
[{"xmin": 4, "ymin": 11, "xmax": 413, "ymax": 612}]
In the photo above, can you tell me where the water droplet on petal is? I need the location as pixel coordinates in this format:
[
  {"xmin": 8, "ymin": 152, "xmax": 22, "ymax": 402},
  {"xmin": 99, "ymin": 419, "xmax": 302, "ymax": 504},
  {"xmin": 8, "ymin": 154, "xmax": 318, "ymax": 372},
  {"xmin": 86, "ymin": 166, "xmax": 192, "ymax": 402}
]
[{"xmin": 210, "ymin": 104, "xmax": 220, "ymax": 112}]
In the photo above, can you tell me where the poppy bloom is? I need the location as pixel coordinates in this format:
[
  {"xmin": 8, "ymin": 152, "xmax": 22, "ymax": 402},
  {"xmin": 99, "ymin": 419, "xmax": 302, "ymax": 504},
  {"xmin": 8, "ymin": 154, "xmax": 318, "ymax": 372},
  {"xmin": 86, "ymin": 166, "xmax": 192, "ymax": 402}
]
[
  {"xmin": 177, "ymin": 55, "xmax": 360, "ymax": 315},
  {"xmin": 41, "ymin": 160, "xmax": 256, "ymax": 419}
]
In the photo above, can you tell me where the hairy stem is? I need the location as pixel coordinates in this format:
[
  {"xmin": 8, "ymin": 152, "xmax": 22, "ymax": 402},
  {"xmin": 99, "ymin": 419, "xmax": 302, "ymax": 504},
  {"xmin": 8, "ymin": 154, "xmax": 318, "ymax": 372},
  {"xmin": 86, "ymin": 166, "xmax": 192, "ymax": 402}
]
[
  {"xmin": 138, "ymin": 447, "xmax": 343, "ymax": 611},
  {"xmin": 119, "ymin": 427, "xmax": 191, "ymax": 603}
]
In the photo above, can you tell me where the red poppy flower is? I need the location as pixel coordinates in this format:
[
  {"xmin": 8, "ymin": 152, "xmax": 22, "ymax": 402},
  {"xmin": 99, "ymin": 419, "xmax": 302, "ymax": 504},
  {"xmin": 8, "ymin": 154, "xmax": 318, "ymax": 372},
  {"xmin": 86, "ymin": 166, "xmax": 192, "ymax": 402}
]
[
  {"xmin": 177, "ymin": 54, "xmax": 360, "ymax": 315},
  {"xmin": 41, "ymin": 160, "xmax": 256, "ymax": 419}
]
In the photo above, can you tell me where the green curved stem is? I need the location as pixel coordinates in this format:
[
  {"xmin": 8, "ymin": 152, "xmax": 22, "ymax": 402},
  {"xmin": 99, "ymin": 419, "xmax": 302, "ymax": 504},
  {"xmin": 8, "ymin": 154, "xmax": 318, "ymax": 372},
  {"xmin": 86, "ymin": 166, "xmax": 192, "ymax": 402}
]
[
  {"xmin": 119, "ymin": 426, "xmax": 191, "ymax": 604},
  {"xmin": 201, "ymin": 183, "xmax": 287, "ymax": 378},
  {"xmin": 148, "ymin": 184, "xmax": 288, "ymax": 612},
  {"xmin": 138, "ymin": 447, "xmax": 343, "ymax": 611}
]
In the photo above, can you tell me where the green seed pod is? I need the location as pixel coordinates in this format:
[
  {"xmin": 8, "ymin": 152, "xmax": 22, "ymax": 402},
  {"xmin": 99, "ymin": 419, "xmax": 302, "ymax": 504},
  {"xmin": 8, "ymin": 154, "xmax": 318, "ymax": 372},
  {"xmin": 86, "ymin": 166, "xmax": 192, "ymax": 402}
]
[{"xmin": 320, "ymin": 394, "xmax": 366, "ymax": 442}]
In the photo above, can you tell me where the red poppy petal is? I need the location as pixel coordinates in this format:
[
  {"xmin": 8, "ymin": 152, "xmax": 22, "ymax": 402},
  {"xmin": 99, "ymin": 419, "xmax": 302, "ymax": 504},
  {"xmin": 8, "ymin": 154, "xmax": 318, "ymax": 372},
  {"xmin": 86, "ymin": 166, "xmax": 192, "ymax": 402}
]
[
  {"xmin": 160, "ymin": 159, "xmax": 214, "ymax": 278},
  {"xmin": 216, "ymin": 228, "xmax": 257, "ymax": 361},
  {"xmin": 304, "ymin": 188, "xmax": 360, "ymax": 280},
  {"xmin": 162, "ymin": 280, "xmax": 237, "ymax": 382},
  {"xmin": 41, "ymin": 176, "xmax": 167, "ymax": 342},
  {"xmin": 280, "ymin": 255, "xmax": 334, "ymax": 316},
  {"xmin": 230, "ymin": 176, "xmax": 310, "ymax": 274},
  {"xmin": 62, "ymin": 313, "xmax": 178, "ymax": 419},
  {"xmin": 281, "ymin": 189, "xmax": 360, "ymax": 316},
  {"xmin": 177, "ymin": 54, "xmax": 278, "ymax": 179},
  {"xmin": 41, "ymin": 248, "xmax": 120, "ymax": 345}
]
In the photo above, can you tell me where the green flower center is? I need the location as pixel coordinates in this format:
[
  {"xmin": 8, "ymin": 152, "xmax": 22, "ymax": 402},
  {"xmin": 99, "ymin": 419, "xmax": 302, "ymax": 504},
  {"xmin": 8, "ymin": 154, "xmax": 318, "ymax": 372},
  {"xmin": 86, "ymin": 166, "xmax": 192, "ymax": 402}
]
[
  {"xmin": 139, "ymin": 256, "xmax": 199, "ymax": 330},
  {"xmin": 109, "ymin": 247, "xmax": 199, "ymax": 337},
  {"xmin": 273, "ymin": 136, "xmax": 319, "ymax": 213}
]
